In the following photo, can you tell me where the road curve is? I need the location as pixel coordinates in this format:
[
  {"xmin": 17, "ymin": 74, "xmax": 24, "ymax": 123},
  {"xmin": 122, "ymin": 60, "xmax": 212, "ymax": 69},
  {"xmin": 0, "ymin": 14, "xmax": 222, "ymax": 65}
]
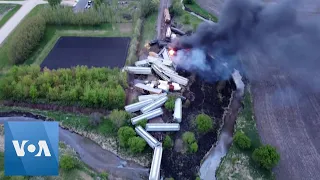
[
  {"xmin": 0, "ymin": 117, "xmax": 149, "ymax": 180},
  {"xmin": 0, "ymin": 0, "xmax": 47, "ymax": 46}
]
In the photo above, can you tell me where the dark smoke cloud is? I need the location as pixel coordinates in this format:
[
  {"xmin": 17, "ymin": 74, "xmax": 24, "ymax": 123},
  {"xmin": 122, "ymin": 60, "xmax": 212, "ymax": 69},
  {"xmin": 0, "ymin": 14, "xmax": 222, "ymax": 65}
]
[{"xmin": 172, "ymin": 0, "xmax": 320, "ymax": 94}]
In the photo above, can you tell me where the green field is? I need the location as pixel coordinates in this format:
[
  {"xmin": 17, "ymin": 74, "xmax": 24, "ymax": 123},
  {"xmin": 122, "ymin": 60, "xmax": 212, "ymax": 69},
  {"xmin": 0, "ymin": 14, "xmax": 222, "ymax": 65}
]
[
  {"xmin": 216, "ymin": 89, "xmax": 275, "ymax": 180},
  {"xmin": 184, "ymin": 1, "xmax": 218, "ymax": 22},
  {"xmin": 0, "ymin": 4, "xmax": 21, "ymax": 28}
]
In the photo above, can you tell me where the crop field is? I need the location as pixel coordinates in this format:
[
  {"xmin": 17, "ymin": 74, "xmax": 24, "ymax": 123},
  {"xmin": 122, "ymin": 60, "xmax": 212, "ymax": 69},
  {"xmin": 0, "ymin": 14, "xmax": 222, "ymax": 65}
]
[{"xmin": 41, "ymin": 37, "xmax": 131, "ymax": 69}]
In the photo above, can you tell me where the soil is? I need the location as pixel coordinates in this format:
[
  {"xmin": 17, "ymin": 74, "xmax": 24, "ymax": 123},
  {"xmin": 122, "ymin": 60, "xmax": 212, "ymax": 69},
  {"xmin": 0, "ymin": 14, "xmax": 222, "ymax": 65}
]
[
  {"xmin": 1, "ymin": 101, "xmax": 110, "ymax": 115},
  {"xmin": 40, "ymin": 37, "xmax": 131, "ymax": 69},
  {"xmin": 161, "ymin": 73, "xmax": 236, "ymax": 180}
]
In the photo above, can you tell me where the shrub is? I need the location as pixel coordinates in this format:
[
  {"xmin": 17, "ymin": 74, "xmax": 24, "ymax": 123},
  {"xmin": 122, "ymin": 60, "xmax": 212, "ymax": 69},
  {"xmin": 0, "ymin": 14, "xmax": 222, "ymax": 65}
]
[
  {"xmin": 118, "ymin": 126, "xmax": 136, "ymax": 147},
  {"xmin": 189, "ymin": 142, "xmax": 198, "ymax": 153},
  {"xmin": 183, "ymin": 0, "xmax": 194, "ymax": 5},
  {"xmin": 170, "ymin": 0, "xmax": 183, "ymax": 16},
  {"xmin": 163, "ymin": 135, "xmax": 173, "ymax": 149},
  {"xmin": 0, "ymin": 66, "xmax": 126, "ymax": 109},
  {"xmin": 182, "ymin": 132, "xmax": 196, "ymax": 144},
  {"xmin": 60, "ymin": 155, "xmax": 77, "ymax": 171},
  {"xmin": 233, "ymin": 131, "xmax": 251, "ymax": 150},
  {"xmin": 127, "ymin": 136, "xmax": 147, "ymax": 153},
  {"xmin": 165, "ymin": 96, "xmax": 175, "ymax": 111},
  {"xmin": 252, "ymin": 145, "xmax": 280, "ymax": 170},
  {"xmin": 8, "ymin": 16, "xmax": 46, "ymax": 64},
  {"xmin": 196, "ymin": 114, "xmax": 213, "ymax": 133},
  {"xmin": 136, "ymin": 118, "xmax": 148, "ymax": 128},
  {"xmin": 48, "ymin": 0, "xmax": 61, "ymax": 6},
  {"xmin": 89, "ymin": 112, "xmax": 103, "ymax": 126},
  {"xmin": 100, "ymin": 172, "xmax": 109, "ymax": 180},
  {"xmin": 140, "ymin": 0, "xmax": 159, "ymax": 18},
  {"xmin": 108, "ymin": 109, "xmax": 129, "ymax": 129},
  {"xmin": 183, "ymin": 14, "xmax": 190, "ymax": 24}
]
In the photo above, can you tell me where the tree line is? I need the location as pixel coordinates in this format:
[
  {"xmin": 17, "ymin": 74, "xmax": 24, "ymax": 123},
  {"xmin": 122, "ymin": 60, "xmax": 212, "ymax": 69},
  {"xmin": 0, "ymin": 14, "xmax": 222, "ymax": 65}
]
[{"xmin": 0, "ymin": 65, "xmax": 128, "ymax": 109}]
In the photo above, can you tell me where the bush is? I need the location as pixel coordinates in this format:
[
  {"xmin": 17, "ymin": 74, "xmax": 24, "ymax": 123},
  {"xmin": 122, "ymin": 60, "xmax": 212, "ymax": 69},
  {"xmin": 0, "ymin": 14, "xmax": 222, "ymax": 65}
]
[
  {"xmin": 189, "ymin": 142, "xmax": 198, "ymax": 153},
  {"xmin": 127, "ymin": 136, "xmax": 147, "ymax": 153},
  {"xmin": 183, "ymin": 14, "xmax": 190, "ymax": 24},
  {"xmin": 136, "ymin": 118, "xmax": 148, "ymax": 128},
  {"xmin": 165, "ymin": 96, "xmax": 175, "ymax": 111},
  {"xmin": 196, "ymin": 114, "xmax": 213, "ymax": 133},
  {"xmin": 233, "ymin": 131, "xmax": 251, "ymax": 150},
  {"xmin": 170, "ymin": 0, "xmax": 183, "ymax": 16},
  {"xmin": 252, "ymin": 145, "xmax": 280, "ymax": 170},
  {"xmin": 183, "ymin": 0, "xmax": 194, "ymax": 5},
  {"xmin": 100, "ymin": 172, "xmax": 109, "ymax": 180},
  {"xmin": 0, "ymin": 65, "xmax": 126, "ymax": 109},
  {"xmin": 118, "ymin": 126, "xmax": 136, "ymax": 147},
  {"xmin": 140, "ymin": 0, "xmax": 159, "ymax": 18},
  {"xmin": 89, "ymin": 112, "xmax": 103, "ymax": 126},
  {"xmin": 48, "ymin": 0, "xmax": 61, "ymax": 6},
  {"xmin": 8, "ymin": 16, "xmax": 46, "ymax": 64},
  {"xmin": 163, "ymin": 135, "xmax": 173, "ymax": 149},
  {"xmin": 60, "ymin": 155, "xmax": 77, "ymax": 171},
  {"xmin": 108, "ymin": 109, "xmax": 129, "ymax": 129},
  {"xmin": 182, "ymin": 132, "xmax": 196, "ymax": 144}
]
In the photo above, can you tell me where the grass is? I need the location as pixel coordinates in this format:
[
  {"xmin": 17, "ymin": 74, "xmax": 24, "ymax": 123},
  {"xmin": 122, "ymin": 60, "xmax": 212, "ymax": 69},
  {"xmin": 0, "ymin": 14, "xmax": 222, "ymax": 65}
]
[
  {"xmin": 184, "ymin": 1, "xmax": 218, "ymax": 22},
  {"xmin": 216, "ymin": 89, "xmax": 275, "ymax": 180},
  {"xmin": 0, "ymin": 4, "xmax": 45, "ymax": 73},
  {"xmin": 0, "ymin": 4, "xmax": 21, "ymax": 28},
  {"xmin": 176, "ymin": 11, "xmax": 203, "ymax": 31},
  {"xmin": 139, "ymin": 12, "xmax": 157, "ymax": 49}
]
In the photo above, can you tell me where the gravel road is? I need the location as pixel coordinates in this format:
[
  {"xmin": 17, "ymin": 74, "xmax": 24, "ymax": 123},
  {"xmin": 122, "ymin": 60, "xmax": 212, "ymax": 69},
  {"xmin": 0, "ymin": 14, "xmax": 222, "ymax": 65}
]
[{"xmin": 0, "ymin": 0, "xmax": 47, "ymax": 46}]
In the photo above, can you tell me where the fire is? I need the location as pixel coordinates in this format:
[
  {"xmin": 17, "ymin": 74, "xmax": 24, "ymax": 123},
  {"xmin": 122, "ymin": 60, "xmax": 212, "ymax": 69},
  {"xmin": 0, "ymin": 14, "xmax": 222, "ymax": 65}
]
[{"xmin": 169, "ymin": 49, "xmax": 175, "ymax": 56}]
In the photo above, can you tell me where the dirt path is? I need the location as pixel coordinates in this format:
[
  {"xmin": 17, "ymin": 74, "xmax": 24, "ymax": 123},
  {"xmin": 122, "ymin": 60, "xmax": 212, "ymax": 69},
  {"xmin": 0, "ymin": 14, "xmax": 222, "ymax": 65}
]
[{"xmin": 0, "ymin": 0, "xmax": 47, "ymax": 46}]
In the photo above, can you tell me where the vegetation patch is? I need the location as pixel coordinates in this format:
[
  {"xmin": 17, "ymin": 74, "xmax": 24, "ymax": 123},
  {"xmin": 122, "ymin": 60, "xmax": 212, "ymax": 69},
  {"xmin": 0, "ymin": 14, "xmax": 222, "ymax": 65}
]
[
  {"xmin": 216, "ymin": 90, "xmax": 276, "ymax": 180},
  {"xmin": 0, "ymin": 65, "xmax": 127, "ymax": 109},
  {"xmin": 183, "ymin": 0, "xmax": 218, "ymax": 22},
  {"xmin": 195, "ymin": 113, "xmax": 214, "ymax": 133},
  {"xmin": 0, "ymin": 4, "xmax": 21, "ymax": 28}
]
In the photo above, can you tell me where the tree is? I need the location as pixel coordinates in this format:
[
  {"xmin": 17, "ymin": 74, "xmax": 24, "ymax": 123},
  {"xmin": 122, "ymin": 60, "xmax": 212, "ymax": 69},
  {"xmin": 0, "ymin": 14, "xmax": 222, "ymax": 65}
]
[
  {"xmin": 189, "ymin": 142, "xmax": 198, "ymax": 153},
  {"xmin": 183, "ymin": 0, "xmax": 194, "ymax": 4},
  {"xmin": 163, "ymin": 135, "xmax": 173, "ymax": 149},
  {"xmin": 108, "ymin": 109, "xmax": 129, "ymax": 129},
  {"xmin": 60, "ymin": 155, "xmax": 76, "ymax": 171},
  {"xmin": 89, "ymin": 112, "xmax": 103, "ymax": 126},
  {"xmin": 196, "ymin": 114, "xmax": 213, "ymax": 133},
  {"xmin": 165, "ymin": 96, "xmax": 175, "ymax": 111},
  {"xmin": 136, "ymin": 118, "xmax": 148, "ymax": 128},
  {"xmin": 48, "ymin": 0, "xmax": 61, "ymax": 7},
  {"xmin": 252, "ymin": 145, "xmax": 280, "ymax": 170},
  {"xmin": 127, "ymin": 137, "xmax": 147, "ymax": 153},
  {"xmin": 118, "ymin": 126, "xmax": 136, "ymax": 147},
  {"xmin": 170, "ymin": 0, "xmax": 183, "ymax": 16},
  {"xmin": 233, "ymin": 131, "xmax": 251, "ymax": 150},
  {"xmin": 140, "ymin": 0, "xmax": 159, "ymax": 18},
  {"xmin": 182, "ymin": 132, "xmax": 196, "ymax": 144}
]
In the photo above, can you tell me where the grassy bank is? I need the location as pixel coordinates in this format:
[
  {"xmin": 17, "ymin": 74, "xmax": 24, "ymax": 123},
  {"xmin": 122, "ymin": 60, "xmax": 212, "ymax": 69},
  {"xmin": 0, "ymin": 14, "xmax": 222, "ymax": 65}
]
[
  {"xmin": 176, "ymin": 11, "xmax": 203, "ymax": 31},
  {"xmin": 216, "ymin": 89, "xmax": 274, "ymax": 180},
  {"xmin": 139, "ymin": 12, "xmax": 157, "ymax": 49},
  {"xmin": 0, "ymin": 4, "xmax": 21, "ymax": 28},
  {"xmin": 184, "ymin": 1, "xmax": 218, "ymax": 22}
]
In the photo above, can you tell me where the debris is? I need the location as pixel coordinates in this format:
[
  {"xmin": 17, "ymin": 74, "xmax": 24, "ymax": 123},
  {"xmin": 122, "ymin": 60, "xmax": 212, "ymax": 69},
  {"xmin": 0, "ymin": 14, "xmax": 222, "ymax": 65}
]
[
  {"xmin": 135, "ymin": 59, "xmax": 149, "ymax": 67},
  {"xmin": 141, "ymin": 96, "xmax": 168, "ymax": 113},
  {"xmin": 165, "ymin": 27, "xmax": 172, "ymax": 41},
  {"xmin": 124, "ymin": 66, "xmax": 152, "ymax": 75},
  {"xmin": 151, "ymin": 64, "xmax": 171, "ymax": 81},
  {"xmin": 163, "ymin": 70, "xmax": 189, "ymax": 86},
  {"xmin": 158, "ymin": 40, "xmax": 168, "ymax": 48},
  {"xmin": 135, "ymin": 83, "xmax": 162, "ymax": 94},
  {"xmin": 124, "ymin": 99, "xmax": 154, "ymax": 113},
  {"xmin": 146, "ymin": 123, "xmax": 180, "ymax": 131},
  {"xmin": 162, "ymin": 48, "xmax": 170, "ymax": 61},
  {"xmin": 138, "ymin": 93, "xmax": 167, "ymax": 102},
  {"xmin": 149, "ymin": 146, "xmax": 163, "ymax": 180},
  {"xmin": 164, "ymin": 8, "xmax": 171, "ymax": 23},
  {"xmin": 135, "ymin": 126, "xmax": 161, "ymax": 149},
  {"xmin": 131, "ymin": 108, "xmax": 164, "ymax": 125},
  {"xmin": 158, "ymin": 48, "xmax": 165, "ymax": 56},
  {"xmin": 170, "ymin": 27, "xmax": 186, "ymax": 36},
  {"xmin": 149, "ymin": 52, "xmax": 159, "ymax": 58},
  {"xmin": 173, "ymin": 98, "xmax": 182, "ymax": 122},
  {"xmin": 171, "ymin": 33, "xmax": 177, "ymax": 41},
  {"xmin": 158, "ymin": 80, "xmax": 181, "ymax": 91},
  {"xmin": 149, "ymin": 39, "xmax": 158, "ymax": 46}
]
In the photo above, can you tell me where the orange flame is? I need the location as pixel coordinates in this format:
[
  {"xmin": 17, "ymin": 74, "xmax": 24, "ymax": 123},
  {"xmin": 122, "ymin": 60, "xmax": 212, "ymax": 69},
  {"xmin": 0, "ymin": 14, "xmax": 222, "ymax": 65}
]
[{"xmin": 169, "ymin": 49, "xmax": 175, "ymax": 56}]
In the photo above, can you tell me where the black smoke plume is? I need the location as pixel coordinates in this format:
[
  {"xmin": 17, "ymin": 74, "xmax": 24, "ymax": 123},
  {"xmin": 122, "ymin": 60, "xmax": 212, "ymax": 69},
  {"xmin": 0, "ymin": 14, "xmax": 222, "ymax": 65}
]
[{"xmin": 172, "ymin": 0, "xmax": 320, "ymax": 93}]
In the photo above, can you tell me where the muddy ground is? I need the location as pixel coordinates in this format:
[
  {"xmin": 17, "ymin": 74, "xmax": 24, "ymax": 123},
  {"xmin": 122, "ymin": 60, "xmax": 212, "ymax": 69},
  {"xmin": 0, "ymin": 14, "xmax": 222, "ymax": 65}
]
[{"xmin": 160, "ymin": 73, "xmax": 235, "ymax": 179}]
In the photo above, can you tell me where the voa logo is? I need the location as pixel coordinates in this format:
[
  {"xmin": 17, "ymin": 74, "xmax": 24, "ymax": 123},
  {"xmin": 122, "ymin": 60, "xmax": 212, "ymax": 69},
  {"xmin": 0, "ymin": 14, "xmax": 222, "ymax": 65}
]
[{"xmin": 12, "ymin": 140, "xmax": 51, "ymax": 157}]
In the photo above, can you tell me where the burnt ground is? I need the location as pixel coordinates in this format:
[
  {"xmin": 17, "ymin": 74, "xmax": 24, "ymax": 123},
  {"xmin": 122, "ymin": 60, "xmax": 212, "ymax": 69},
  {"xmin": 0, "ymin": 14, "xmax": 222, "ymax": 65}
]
[
  {"xmin": 161, "ymin": 73, "xmax": 235, "ymax": 180},
  {"xmin": 41, "ymin": 37, "xmax": 130, "ymax": 69}
]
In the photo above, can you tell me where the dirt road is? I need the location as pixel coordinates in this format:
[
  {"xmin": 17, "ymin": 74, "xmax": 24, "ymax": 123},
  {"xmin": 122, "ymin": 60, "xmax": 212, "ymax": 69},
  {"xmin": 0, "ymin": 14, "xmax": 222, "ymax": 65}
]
[{"xmin": 0, "ymin": 0, "xmax": 47, "ymax": 46}]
